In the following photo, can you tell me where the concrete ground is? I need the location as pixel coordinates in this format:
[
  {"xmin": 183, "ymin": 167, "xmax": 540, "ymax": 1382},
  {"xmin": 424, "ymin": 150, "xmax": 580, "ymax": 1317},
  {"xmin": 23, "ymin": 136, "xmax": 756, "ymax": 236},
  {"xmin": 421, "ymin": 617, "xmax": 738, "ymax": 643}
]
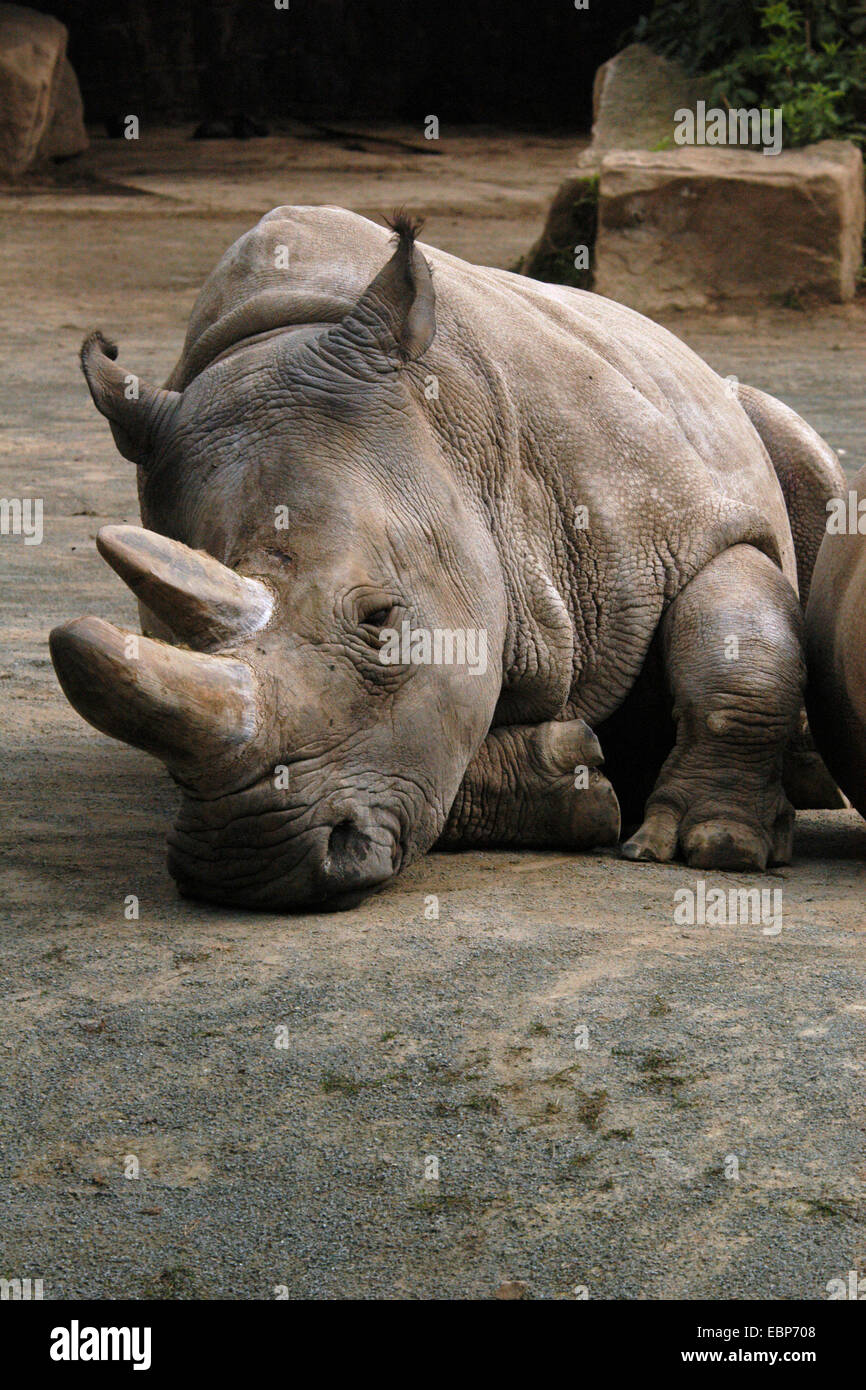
[{"xmin": 1, "ymin": 128, "xmax": 865, "ymax": 1300}]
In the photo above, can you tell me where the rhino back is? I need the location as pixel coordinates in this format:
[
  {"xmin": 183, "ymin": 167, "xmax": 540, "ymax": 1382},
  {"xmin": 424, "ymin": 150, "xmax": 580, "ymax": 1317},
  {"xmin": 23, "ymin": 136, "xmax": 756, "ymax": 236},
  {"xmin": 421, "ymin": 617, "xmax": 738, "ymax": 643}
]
[
  {"xmin": 170, "ymin": 206, "xmax": 791, "ymax": 550},
  {"xmin": 165, "ymin": 206, "xmax": 796, "ymax": 720}
]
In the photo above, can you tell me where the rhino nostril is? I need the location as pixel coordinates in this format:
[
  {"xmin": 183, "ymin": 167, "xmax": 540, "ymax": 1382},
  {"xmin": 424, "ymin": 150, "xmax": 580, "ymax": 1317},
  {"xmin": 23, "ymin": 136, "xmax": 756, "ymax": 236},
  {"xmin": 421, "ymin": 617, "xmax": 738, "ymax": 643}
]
[
  {"xmin": 327, "ymin": 818, "xmax": 369, "ymax": 869},
  {"xmin": 321, "ymin": 817, "xmax": 395, "ymax": 892}
]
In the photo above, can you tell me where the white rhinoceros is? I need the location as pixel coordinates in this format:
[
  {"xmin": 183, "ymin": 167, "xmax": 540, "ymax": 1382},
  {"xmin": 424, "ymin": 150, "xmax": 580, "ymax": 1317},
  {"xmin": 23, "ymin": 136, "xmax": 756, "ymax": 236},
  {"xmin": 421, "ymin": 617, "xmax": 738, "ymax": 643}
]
[
  {"xmin": 50, "ymin": 207, "xmax": 845, "ymax": 909},
  {"xmin": 806, "ymin": 461, "xmax": 866, "ymax": 819}
]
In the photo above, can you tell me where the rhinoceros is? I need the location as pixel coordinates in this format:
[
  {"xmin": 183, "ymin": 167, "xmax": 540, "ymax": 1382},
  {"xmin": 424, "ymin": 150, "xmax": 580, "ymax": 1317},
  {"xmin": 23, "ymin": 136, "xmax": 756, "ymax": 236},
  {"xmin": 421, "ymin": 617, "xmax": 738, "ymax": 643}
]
[
  {"xmin": 49, "ymin": 206, "xmax": 846, "ymax": 910},
  {"xmin": 806, "ymin": 461, "xmax": 866, "ymax": 819}
]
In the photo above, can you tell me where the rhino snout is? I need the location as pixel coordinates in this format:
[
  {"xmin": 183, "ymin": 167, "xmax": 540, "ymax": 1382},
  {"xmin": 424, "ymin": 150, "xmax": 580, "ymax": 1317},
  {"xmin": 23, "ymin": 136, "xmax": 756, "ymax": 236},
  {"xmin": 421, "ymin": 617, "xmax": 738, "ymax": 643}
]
[
  {"xmin": 321, "ymin": 817, "xmax": 399, "ymax": 895},
  {"xmin": 167, "ymin": 800, "xmax": 403, "ymax": 912}
]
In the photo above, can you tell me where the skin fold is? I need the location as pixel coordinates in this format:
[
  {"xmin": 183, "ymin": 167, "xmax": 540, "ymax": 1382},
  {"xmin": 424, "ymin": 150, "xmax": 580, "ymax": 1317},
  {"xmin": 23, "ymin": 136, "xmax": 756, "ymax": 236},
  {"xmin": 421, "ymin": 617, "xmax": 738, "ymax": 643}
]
[{"xmin": 49, "ymin": 207, "xmax": 847, "ymax": 910}]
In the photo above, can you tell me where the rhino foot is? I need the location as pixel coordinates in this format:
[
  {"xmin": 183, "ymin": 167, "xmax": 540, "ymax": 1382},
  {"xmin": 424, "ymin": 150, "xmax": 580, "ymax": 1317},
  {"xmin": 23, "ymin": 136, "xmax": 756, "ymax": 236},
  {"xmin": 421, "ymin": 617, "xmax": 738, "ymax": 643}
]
[
  {"xmin": 622, "ymin": 807, "xmax": 793, "ymax": 872},
  {"xmin": 439, "ymin": 718, "xmax": 621, "ymax": 850},
  {"xmin": 528, "ymin": 719, "xmax": 621, "ymax": 849},
  {"xmin": 622, "ymin": 543, "xmax": 804, "ymax": 874}
]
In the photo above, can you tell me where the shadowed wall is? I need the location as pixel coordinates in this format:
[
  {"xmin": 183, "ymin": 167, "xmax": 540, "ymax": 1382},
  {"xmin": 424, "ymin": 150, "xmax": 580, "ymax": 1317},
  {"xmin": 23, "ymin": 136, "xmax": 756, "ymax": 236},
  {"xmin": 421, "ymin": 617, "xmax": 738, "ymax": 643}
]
[{"xmin": 26, "ymin": 0, "xmax": 648, "ymax": 131}]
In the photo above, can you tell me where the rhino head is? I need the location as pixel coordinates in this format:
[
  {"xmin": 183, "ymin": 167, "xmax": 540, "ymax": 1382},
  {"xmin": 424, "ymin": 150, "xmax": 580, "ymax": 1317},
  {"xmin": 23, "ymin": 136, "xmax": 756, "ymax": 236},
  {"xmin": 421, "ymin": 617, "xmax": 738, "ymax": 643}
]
[{"xmin": 51, "ymin": 219, "xmax": 506, "ymax": 910}]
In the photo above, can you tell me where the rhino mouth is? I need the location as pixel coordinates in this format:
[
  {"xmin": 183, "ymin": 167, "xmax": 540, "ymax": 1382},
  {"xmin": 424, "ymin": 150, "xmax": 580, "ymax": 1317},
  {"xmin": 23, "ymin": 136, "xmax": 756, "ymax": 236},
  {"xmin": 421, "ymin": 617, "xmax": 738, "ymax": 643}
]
[{"xmin": 167, "ymin": 798, "xmax": 406, "ymax": 912}]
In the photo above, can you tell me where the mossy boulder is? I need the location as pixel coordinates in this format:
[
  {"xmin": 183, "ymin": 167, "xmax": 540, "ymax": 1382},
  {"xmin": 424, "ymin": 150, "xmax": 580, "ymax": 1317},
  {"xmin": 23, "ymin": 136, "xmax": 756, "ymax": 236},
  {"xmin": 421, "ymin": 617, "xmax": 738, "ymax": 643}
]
[{"xmin": 516, "ymin": 174, "xmax": 598, "ymax": 289}]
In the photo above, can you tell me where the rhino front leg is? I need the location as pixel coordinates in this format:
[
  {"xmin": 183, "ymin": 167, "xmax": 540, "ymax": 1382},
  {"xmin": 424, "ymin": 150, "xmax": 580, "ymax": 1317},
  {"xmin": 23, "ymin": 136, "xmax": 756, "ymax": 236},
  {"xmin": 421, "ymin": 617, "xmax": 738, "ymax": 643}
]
[
  {"xmin": 622, "ymin": 544, "xmax": 803, "ymax": 871},
  {"xmin": 438, "ymin": 719, "xmax": 621, "ymax": 849}
]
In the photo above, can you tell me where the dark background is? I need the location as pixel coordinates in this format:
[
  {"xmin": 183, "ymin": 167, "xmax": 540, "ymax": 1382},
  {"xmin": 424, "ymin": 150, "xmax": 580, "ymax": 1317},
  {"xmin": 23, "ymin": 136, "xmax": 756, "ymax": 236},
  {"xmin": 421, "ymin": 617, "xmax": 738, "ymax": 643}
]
[{"xmin": 28, "ymin": 0, "xmax": 649, "ymax": 131}]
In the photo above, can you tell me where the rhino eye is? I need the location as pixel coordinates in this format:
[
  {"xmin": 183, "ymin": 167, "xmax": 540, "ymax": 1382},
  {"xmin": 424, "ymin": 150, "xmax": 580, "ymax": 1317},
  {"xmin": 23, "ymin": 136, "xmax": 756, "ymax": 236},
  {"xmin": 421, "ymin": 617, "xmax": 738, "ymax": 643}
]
[{"xmin": 360, "ymin": 607, "xmax": 392, "ymax": 630}]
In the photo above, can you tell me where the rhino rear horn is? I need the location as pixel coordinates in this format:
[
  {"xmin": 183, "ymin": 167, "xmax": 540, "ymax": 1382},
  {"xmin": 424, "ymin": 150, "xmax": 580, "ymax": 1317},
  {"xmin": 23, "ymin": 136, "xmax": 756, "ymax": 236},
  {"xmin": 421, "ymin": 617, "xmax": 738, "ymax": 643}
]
[
  {"xmin": 96, "ymin": 525, "xmax": 274, "ymax": 650},
  {"xmin": 80, "ymin": 331, "xmax": 180, "ymax": 465},
  {"xmin": 49, "ymin": 617, "xmax": 259, "ymax": 783},
  {"xmin": 324, "ymin": 211, "xmax": 436, "ymax": 365}
]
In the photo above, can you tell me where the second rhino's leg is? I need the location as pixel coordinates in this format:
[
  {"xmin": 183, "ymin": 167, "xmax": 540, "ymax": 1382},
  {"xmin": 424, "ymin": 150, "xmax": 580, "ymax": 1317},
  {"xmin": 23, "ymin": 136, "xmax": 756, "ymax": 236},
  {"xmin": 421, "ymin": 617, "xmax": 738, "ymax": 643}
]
[
  {"xmin": 622, "ymin": 544, "xmax": 804, "ymax": 871},
  {"xmin": 438, "ymin": 719, "xmax": 620, "ymax": 849}
]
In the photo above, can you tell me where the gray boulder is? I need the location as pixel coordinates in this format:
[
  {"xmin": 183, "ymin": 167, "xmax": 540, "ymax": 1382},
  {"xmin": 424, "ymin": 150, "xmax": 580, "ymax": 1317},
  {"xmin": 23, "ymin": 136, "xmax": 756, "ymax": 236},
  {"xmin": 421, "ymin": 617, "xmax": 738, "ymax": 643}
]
[
  {"xmin": 594, "ymin": 142, "xmax": 865, "ymax": 311},
  {"xmin": 581, "ymin": 42, "xmax": 703, "ymax": 169},
  {"xmin": 0, "ymin": 5, "xmax": 87, "ymax": 177},
  {"xmin": 0, "ymin": 3, "xmax": 66, "ymax": 176},
  {"xmin": 522, "ymin": 43, "xmax": 701, "ymax": 283},
  {"xmin": 37, "ymin": 55, "xmax": 87, "ymax": 162}
]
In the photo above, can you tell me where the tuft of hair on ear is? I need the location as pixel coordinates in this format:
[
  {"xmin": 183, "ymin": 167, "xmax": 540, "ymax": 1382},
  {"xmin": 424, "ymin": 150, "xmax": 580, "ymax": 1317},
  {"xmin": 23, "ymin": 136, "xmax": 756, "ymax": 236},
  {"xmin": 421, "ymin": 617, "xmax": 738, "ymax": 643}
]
[
  {"xmin": 80, "ymin": 330, "xmax": 119, "ymax": 376},
  {"xmin": 384, "ymin": 209, "xmax": 426, "ymax": 249},
  {"xmin": 328, "ymin": 209, "xmax": 436, "ymax": 363}
]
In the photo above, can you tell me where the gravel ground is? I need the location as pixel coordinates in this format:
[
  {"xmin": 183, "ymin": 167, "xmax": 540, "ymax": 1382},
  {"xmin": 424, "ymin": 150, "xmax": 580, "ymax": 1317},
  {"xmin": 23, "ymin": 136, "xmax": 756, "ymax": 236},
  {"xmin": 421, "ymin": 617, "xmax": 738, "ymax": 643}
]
[{"xmin": 1, "ymin": 128, "xmax": 864, "ymax": 1300}]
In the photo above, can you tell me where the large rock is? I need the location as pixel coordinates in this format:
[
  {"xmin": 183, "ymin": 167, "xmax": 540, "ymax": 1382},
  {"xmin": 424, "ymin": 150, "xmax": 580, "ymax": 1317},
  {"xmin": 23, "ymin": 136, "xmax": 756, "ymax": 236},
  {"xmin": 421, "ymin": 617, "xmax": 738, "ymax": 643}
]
[
  {"xmin": 37, "ymin": 55, "xmax": 87, "ymax": 162},
  {"xmin": 521, "ymin": 43, "xmax": 701, "ymax": 284},
  {"xmin": 581, "ymin": 42, "xmax": 702, "ymax": 169},
  {"xmin": 593, "ymin": 142, "xmax": 865, "ymax": 312},
  {"xmin": 0, "ymin": 3, "xmax": 67, "ymax": 177}
]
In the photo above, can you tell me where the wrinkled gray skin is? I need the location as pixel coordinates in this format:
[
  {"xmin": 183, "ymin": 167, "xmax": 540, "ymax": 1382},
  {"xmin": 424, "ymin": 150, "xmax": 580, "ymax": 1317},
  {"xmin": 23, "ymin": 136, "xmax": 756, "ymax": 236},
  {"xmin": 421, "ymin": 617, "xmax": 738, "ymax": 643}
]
[
  {"xmin": 51, "ymin": 207, "xmax": 845, "ymax": 910},
  {"xmin": 806, "ymin": 461, "xmax": 866, "ymax": 820}
]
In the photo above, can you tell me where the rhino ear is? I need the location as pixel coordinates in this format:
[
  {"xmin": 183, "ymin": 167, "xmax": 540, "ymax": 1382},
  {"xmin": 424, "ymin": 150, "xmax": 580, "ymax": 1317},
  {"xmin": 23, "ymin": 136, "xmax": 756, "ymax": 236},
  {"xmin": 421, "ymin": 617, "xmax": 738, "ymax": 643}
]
[
  {"xmin": 327, "ymin": 212, "xmax": 436, "ymax": 365},
  {"xmin": 80, "ymin": 331, "xmax": 180, "ymax": 465}
]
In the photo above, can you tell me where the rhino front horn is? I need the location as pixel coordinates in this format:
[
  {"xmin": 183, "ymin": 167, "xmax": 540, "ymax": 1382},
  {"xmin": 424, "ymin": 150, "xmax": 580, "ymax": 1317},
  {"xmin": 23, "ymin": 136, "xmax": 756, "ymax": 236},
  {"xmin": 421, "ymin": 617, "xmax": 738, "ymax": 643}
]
[
  {"xmin": 49, "ymin": 617, "xmax": 259, "ymax": 783},
  {"xmin": 96, "ymin": 525, "xmax": 274, "ymax": 649}
]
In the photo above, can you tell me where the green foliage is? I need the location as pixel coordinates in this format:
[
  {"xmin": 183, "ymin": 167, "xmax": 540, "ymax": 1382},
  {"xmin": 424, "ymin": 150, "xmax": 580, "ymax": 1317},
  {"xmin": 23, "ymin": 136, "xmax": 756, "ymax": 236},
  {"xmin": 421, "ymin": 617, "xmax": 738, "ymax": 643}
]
[
  {"xmin": 633, "ymin": 0, "xmax": 758, "ymax": 74},
  {"xmin": 634, "ymin": 0, "xmax": 866, "ymax": 148},
  {"xmin": 710, "ymin": 3, "xmax": 866, "ymax": 147}
]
